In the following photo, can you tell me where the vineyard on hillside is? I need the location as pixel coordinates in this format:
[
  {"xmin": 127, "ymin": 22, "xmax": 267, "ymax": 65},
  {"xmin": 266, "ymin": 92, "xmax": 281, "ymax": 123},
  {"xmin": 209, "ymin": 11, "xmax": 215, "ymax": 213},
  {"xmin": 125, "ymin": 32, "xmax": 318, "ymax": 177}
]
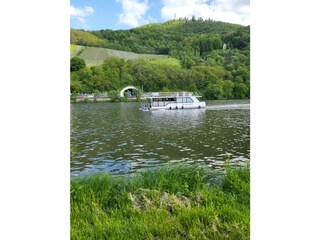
[{"xmin": 73, "ymin": 45, "xmax": 170, "ymax": 66}]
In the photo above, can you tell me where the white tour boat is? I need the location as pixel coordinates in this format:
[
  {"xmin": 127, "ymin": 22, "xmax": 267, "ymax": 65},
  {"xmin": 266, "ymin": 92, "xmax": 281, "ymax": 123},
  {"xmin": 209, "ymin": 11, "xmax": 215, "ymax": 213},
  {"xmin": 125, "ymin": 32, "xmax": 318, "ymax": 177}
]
[{"xmin": 140, "ymin": 92, "xmax": 206, "ymax": 111}]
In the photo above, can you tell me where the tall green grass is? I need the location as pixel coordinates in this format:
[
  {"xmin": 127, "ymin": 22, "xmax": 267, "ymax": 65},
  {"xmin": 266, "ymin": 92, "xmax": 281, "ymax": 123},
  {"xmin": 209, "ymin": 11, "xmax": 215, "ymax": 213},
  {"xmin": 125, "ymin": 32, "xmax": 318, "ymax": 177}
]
[{"xmin": 71, "ymin": 164, "xmax": 250, "ymax": 239}]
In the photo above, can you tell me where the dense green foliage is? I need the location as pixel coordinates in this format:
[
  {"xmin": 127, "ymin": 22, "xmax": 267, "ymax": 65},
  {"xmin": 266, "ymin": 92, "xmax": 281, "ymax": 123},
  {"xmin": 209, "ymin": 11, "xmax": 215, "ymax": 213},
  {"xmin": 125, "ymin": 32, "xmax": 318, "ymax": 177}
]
[
  {"xmin": 70, "ymin": 57, "xmax": 86, "ymax": 72},
  {"xmin": 71, "ymin": 49, "xmax": 249, "ymax": 99},
  {"xmin": 71, "ymin": 164, "xmax": 250, "ymax": 239},
  {"xmin": 70, "ymin": 20, "xmax": 250, "ymax": 99},
  {"xmin": 88, "ymin": 20, "xmax": 249, "ymax": 54}
]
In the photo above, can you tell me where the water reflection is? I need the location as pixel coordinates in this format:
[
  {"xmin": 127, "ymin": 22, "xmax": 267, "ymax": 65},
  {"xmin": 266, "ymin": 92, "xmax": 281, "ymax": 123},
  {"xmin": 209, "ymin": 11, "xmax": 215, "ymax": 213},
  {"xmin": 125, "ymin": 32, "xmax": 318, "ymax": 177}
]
[
  {"xmin": 145, "ymin": 109, "xmax": 206, "ymax": 131},
  {"xmin": 71, "ymin": 100, "xmax": 250, "ymax": 176}
]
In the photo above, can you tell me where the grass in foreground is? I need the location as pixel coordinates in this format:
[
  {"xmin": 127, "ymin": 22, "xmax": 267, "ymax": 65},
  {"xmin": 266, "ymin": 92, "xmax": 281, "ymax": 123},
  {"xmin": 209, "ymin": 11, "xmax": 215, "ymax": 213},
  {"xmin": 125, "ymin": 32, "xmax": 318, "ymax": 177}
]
[{"xmin": 71, "ymin": 164, "xmax": 250, "ymax": 239}]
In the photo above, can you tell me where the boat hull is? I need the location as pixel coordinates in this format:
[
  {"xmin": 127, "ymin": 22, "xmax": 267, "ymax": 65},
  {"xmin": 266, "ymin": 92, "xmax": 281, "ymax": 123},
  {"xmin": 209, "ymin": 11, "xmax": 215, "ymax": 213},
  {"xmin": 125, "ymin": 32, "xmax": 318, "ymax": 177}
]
[{"xmin": 140, "ymin": 102, "xmax": 206, "ymax": 111}]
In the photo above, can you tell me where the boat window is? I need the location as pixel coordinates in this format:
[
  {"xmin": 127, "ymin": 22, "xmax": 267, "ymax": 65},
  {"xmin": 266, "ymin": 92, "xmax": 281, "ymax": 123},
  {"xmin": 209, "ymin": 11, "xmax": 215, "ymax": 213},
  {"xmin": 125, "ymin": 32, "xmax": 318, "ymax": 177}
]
[
  {"xmin": 186, "ymin": 97, "xmax": 194, "ymax": 103},
  {"xmin": 176, "ymin": 97, "xmax": 194, "ymax": 103}
]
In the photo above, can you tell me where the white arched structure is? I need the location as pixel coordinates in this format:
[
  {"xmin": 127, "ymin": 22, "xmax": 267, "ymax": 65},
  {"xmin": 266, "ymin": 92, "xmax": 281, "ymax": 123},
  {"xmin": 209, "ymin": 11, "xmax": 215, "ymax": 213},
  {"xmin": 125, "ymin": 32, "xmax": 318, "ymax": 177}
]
[{"xmin": 119, "ymin": 86, "xmax": 138, "ymax": 97}]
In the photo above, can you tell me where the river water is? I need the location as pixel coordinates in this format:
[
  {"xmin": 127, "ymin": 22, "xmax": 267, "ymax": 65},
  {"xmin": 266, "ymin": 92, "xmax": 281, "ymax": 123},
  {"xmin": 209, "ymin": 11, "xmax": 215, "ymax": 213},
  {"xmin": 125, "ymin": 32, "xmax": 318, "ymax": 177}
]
[{"xmin": 71, "ymin": 100, "xmax": 250, "ymax": 176}]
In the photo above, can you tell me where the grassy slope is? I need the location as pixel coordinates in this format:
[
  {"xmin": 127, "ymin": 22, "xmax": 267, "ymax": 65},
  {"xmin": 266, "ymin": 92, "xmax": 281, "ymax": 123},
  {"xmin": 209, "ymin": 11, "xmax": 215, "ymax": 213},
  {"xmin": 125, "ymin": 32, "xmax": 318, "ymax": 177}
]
[
  {"xmin": 71, "ymin": 29, "xmax": 104, "ymax": 46},
  {"xmin": 70, "ymin": 44, "xmax": 77, "ymax": 54},
  {"xmin": 70, "ymin": 45, "xmax": 85, "ymax": 58},
  {"xmin": 71, "ymin": 164, "xmax": 250, "ymax": 239},
  {"xmin": 77, "ymin": 46, "xmax": 174, "ymax": 66},
  {"xmin": 149, "ymin": 57, "xmax": 182, "ymax": 68}
]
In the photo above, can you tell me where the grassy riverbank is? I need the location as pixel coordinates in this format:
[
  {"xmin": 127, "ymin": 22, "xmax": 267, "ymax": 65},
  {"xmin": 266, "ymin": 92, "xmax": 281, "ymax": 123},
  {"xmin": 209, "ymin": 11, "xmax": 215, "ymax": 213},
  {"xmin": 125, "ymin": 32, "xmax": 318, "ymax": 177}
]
[{"xmin": 71, "ymin": 164, "xmax": 250, "ymax": 239}]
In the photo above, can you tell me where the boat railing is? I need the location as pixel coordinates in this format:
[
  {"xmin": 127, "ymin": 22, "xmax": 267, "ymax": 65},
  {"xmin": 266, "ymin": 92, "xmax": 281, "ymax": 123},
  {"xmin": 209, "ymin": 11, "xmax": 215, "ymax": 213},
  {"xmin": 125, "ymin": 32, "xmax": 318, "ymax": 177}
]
[{"xmin": 142, "ymin": 92, "xmax": 194, "ymax": 98}]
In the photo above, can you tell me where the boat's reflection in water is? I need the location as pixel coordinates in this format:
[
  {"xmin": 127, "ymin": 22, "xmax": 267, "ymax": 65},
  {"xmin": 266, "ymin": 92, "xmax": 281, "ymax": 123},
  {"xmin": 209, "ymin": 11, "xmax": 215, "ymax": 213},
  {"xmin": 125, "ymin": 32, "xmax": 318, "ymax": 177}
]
[{"xmin": 145, "ymin": 108, "xmax": 206, "ymax": 131}]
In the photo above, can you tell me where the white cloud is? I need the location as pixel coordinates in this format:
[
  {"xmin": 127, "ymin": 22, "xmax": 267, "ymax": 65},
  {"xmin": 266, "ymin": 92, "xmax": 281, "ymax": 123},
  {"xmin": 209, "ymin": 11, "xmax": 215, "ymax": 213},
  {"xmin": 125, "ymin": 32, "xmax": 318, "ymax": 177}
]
[
  {"xmin": 116, "ymin": 0, "xmax": 149, "ymax": 27},
  {"xmin": 70, "ymin": 5, "xmax": 94, "ymax": 28},
  {"xmin": 161, "ymin": 0, "xmax": 250, "ymax": 26}
]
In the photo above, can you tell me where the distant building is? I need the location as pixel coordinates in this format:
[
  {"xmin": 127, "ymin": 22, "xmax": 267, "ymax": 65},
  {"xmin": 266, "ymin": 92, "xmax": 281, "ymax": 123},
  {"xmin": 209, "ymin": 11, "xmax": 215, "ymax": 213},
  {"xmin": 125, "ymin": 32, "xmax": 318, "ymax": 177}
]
[{"xmin": 223, "ymin": 43, "xmax": 227, "ymax": 50}]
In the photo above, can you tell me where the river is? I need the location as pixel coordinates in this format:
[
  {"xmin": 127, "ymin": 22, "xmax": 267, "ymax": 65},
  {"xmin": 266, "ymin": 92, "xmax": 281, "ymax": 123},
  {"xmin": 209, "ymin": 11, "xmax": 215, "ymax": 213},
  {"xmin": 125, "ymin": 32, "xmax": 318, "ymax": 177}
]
[{"xmin": 71, "ymin": 100, "xmax": 250, "ymax": 176}]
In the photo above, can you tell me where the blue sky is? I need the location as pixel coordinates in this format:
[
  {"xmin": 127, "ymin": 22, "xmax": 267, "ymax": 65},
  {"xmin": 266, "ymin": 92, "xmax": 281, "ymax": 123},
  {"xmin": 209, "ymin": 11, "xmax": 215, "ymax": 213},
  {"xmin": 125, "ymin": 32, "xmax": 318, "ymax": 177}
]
[{"xmin": 71, "ymin": 0, "xmax": 250, "ymax": 30}]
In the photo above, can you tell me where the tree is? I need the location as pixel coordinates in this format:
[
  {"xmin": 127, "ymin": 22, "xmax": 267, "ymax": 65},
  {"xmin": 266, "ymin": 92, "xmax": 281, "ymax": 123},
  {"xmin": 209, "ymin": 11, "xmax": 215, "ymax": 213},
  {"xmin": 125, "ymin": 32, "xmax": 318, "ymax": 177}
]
[
  {"xmin": 222, "ymin": 80, "xmax": 235, "ymax": 99},
  {"xmin": 204, "ymin": 83, "xmax": 223, "ymax": 100},
  {"xmin": 233, "ymin": 82, "xmax": 248, "ymax": 99},
  {"xmin": 70, "ymin": 57, "xmax": 86, "ymax": 72},
  {"xmin": 189, "ymin": 83, "xmax": 199, "ymax": 94},
  {"xmin": 101, "ymin": 57, "xmax": 125, "ymax": 89},
  {"xmin": 70, "ymin": 77, "xmax": 84, "ymax": 93},
  {"xmin": 108, "ymin": 90, "xmax": 120, "ymax": 102}
]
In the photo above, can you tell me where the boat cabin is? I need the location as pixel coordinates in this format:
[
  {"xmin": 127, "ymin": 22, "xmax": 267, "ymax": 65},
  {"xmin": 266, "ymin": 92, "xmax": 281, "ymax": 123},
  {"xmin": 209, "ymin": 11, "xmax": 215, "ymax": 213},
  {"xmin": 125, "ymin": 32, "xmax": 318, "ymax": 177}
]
[{"xmin": 141, "ymin": 92, "xmax": 206, "ymax": 111}]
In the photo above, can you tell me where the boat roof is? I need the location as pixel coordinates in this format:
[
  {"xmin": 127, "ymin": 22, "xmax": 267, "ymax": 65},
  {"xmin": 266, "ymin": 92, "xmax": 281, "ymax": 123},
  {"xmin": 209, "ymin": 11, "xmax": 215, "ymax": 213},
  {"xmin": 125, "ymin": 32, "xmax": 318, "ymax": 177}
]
[{"xmin": 142, "ymin": 92, "xmax": 200, "ymax": 98}]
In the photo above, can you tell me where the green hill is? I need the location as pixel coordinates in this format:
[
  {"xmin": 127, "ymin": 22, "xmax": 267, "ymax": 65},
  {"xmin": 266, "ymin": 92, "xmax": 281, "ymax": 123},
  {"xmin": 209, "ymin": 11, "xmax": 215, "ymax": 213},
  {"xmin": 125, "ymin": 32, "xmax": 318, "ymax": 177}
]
[
  {"xmin": 71, "ymin": 20, "xmax": 249, "ymax": 55},
  {"xmin": 71, "ymin": 29, "xmax": 104, "ymax": 46},
  {"xmin": 70, "ymin": 20, "xmax": 250, "ymax": 100},
  {"xmin": 136, "ymin": 19, "xmax": 243, "ymax": 34}
]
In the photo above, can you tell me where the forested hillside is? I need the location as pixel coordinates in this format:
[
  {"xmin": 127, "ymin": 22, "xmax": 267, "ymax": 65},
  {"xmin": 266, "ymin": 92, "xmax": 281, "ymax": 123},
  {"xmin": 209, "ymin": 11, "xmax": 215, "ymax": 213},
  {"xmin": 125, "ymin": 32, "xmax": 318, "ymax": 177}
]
[{"xmin": 71, "ymin": 19, "xmax": 250, "ymax": 100}]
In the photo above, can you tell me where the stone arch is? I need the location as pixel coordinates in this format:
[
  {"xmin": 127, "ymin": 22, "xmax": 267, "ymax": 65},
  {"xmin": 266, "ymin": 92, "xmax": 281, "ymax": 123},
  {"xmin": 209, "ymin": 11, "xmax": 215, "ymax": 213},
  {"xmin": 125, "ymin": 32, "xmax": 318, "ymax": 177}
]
[{"xmin": 119, "ymin": 86, "xmax": 138, "ymax": 97}]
